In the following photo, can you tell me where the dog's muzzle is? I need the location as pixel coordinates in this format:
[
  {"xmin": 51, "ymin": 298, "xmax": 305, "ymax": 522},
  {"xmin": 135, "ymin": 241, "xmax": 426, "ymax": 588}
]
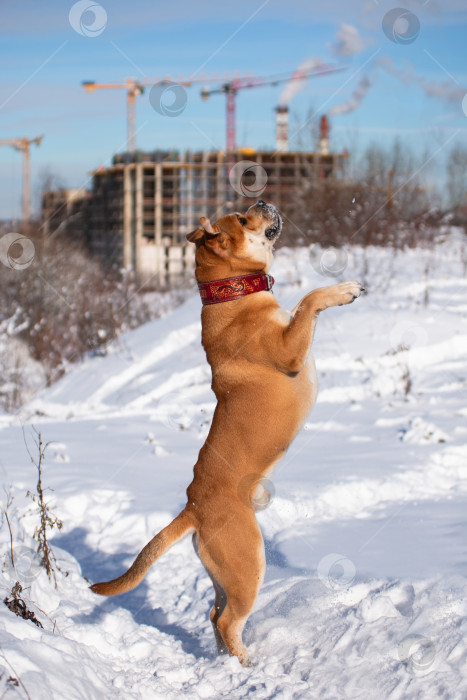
[{"xmin": 249, "ymin": 200, "xmax": 282, "ymax": 241}]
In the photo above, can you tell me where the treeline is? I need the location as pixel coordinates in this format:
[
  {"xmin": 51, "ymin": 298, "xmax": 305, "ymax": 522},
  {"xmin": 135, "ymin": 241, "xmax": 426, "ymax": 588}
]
[
  {"xmin": 0, "ymin": 236, "xmax": 187, "ymax": 411},
  {"xmin": 277, "ymin": 139, "xmax": 466, "ymax": 248}
]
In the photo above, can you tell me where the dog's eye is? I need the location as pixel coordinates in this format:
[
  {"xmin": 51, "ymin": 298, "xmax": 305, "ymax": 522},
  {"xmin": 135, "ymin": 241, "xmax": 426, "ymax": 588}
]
[{"xmin": 237, "ymin": 216, "xmax": 247, "ymax": 226}]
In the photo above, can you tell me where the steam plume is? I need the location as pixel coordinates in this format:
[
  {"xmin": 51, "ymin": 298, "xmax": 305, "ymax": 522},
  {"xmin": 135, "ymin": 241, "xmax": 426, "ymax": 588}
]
[
  {"xmin": 378, "ymin": 56, "xmax": 466, "ymax": 104},
  {"xmin": 331, "ymin": 24, "xmax": 365, "ymax": 57},
  {"xmin": 328, "ymin": 56, "xmax": 466, "ymax": 117},
  {"xmin": 329, "ymin": 75, "xmax": 373, "ymax": 115},
  {"xmin": 279, "ymin": 58, "xmax": 321, "ymax": 106}
]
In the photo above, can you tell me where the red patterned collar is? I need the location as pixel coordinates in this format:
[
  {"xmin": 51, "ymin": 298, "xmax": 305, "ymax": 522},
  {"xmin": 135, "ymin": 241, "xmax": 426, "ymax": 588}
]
[{"xmin": 198, "ymin": 272, "xmax": 274, "ymax": 305}]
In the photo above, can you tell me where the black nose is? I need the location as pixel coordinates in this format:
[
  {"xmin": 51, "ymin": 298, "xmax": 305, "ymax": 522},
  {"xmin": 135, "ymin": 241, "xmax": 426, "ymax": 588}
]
[{"xmin": 257, "ymin": 199, "xmax": 266, "ymax": 206}]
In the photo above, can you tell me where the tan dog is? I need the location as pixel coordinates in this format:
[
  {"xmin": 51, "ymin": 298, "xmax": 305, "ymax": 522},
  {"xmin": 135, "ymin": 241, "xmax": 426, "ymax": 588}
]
[{"xmin": 91, "ymin": 200, "xmax": 364, "ymax": 665}]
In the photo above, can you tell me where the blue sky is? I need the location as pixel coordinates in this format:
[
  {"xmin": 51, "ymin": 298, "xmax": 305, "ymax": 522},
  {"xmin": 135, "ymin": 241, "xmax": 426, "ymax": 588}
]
[{"xmin": 0, "ymin": 0, "xmax": 466, "ymax": 218}]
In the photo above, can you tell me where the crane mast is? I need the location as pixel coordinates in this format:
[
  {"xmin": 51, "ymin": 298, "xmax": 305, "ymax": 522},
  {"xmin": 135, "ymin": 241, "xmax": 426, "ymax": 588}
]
[{"xmin": 0, "ymin": 136, "xmax": 43, "ymax": 223}]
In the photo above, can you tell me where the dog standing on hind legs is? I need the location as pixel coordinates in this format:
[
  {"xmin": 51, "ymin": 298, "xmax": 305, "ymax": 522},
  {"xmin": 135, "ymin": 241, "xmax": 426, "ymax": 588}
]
[{"xmin": 90, "ymin": 200, "xmax": 364, "ymax": 666}]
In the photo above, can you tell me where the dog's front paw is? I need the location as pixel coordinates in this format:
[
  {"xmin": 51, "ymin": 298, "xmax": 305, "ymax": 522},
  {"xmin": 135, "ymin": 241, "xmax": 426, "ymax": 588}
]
[{"xmin": 335, "ymin": 281, "xmax": 365, "ymax": 306}]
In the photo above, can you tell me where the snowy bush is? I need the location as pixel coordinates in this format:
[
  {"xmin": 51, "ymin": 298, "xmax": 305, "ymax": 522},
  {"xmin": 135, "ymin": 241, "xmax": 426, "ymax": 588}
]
[{"xmin": 0, "ymin": 235, "xmax": 190, "ymax": 412}]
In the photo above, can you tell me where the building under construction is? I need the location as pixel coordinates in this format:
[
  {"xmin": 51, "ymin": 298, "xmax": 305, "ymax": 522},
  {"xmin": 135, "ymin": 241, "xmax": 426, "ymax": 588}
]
[{"xmin": 42, "ymin": 113, "xmax": 347, "ymax": 281}]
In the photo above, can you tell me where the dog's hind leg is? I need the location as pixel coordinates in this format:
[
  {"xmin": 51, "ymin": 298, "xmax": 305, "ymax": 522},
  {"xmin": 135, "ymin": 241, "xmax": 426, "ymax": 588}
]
[
  {"xmin": 197, "ymin": 513, "xmax": 265, "ymax": 666},
  {"xmin": 208, "ymin": 576, "xmax": 228, "ymax": 654},
  {"xmin": 193, "ymin": 533, "xmax": 227, "ymax": 654}
]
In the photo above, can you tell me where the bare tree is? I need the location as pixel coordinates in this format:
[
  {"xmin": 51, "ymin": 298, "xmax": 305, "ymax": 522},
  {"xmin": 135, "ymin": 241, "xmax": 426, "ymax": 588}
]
[
  {"xmin": 0, "ymin": 233, "xmax": 171, "ymax": 411},
  {"xmin": 446, "ymin": 143, "xmax": 467, "ymax": 209},
  {"xmin": 278, "ymin": 138, "xmax": 438, "ymax": 249},
  {"xmin": 288, "ymin": 104, "xmax": 320, "ymax": 152}
]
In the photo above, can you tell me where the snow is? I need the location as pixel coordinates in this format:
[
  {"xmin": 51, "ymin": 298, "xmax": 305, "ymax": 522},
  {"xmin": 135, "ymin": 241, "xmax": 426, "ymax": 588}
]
[{"xmin": 1, "ymin": 235, "xmax": 467, "ymax": 698}]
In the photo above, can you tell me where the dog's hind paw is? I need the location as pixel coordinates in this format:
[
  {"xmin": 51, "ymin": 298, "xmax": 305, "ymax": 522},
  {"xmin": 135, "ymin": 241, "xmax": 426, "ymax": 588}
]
[{"xmin": 239, "ymin": 655, "xmax": 257, "ymax": 668}]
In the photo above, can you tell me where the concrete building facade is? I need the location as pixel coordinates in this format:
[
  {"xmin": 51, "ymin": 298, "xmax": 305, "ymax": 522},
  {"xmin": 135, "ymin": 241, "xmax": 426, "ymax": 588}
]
[{"xmin": 42, "ymin": 148, "xmax": 347, "ymax": 283}]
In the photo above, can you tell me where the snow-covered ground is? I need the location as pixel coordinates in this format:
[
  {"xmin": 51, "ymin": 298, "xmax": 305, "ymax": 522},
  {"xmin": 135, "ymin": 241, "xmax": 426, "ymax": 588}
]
[{"xmin": 1, "ymin": 234, "xmax": 467, "ymax": 699}]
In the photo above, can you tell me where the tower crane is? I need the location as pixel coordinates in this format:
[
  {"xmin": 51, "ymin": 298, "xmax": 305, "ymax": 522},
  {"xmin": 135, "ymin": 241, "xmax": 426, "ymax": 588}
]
[
  {"xmin": 0, "ymin": 136, "xmax": 43, "ymax": 223},
  {"xmin": 82, "ymin": 75, "xmax": 225, "ymax": 153},
  {"xmin": 83, "ymin": 78, "xmax": 151, "ymax": 153},
  {"xmin": 201, "ymin": 64, "xmax": 346, "ymax": 151},
  {"xmin": 82, "ymin": 64, "xmax": 345, "ymax": 154}
]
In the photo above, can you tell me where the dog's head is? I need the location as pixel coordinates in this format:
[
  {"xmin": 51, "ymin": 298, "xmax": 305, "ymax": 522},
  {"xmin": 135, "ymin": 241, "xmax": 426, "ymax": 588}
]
[{"xmin": 186, "ymin": 200, "xmax": 282, "ymax": 281}]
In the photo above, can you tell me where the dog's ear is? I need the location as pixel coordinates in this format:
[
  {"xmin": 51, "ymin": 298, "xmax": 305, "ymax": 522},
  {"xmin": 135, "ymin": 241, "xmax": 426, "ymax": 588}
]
[
  {"xmin": 186, "ymin": 217, "xmax": 219, "ymax": 243},
  {"xmin": 199, "ymin": 217, "xmax": 216, "ymax": 234},
  {"xmin": 186, "ymin": 227, "xmax": 204, "ymax": 243}
]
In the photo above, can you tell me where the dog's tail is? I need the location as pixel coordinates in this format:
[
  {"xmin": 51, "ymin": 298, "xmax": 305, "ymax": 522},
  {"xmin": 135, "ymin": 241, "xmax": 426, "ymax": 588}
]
[{"xmin": 90, "ymin": 509, "xmax": 195, "ymax": 597}]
